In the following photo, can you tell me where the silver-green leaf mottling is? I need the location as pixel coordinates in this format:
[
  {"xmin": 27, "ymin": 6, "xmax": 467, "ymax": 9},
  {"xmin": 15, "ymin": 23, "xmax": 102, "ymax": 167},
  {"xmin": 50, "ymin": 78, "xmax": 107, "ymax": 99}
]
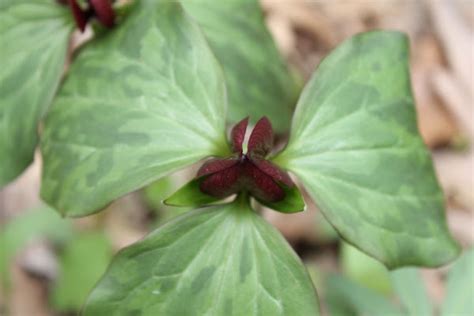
[
  {"xmin": 0, "ymin": 0, "xmax": 72, "ymax": 186},
  {"xmin": 275, "ymin": 31, "xmax": 460, "ymax": 268},
  {"xmin": 182, "ymin": 0, "xmax": 299, "ymax": 133},
  {"xmin": 83, "ymin": 201, "xmax": 320, "ymax": 316},
  {"xmin": 40, "ymin": 0, "xmax": 229, "ymax": 216}
]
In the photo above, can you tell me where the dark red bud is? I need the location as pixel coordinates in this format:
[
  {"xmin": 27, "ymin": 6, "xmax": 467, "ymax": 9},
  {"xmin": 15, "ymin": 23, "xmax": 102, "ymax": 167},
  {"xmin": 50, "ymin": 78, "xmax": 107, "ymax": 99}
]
[
  {"xmin": 69, "ymin": 0, "xmax": 88, "ymax": 32},
  {"xmin": 197, "ymin": 158, "xmax": 239, "ymax": 178},
  {"xmin": 197, "ymin": 117, "xmax": 293, "ymax": 203},
  {"xmin": 251, "ymin": 158, "xmax": 293, "ymax": 187},
  {"xmin": 199, "ymin": 163, "xmax": 241, "ymax": 198},
  {"xmin": 242, "ymin": 161, "xmax": 285, "ymax": 202},
  {"xmin": 248, "ymin": 116, "xmax": 273, "ymax": 157},
  {"xmin": 89, "ymin": 0, "xmax": 115, "ymax": 28},
  {"xmin": 230, "ymin": 117, "xmax": 248, "ymax": 154},
  {"xmin": 67, "ymin": 0, "xmax": 115, "ymax": 32}
]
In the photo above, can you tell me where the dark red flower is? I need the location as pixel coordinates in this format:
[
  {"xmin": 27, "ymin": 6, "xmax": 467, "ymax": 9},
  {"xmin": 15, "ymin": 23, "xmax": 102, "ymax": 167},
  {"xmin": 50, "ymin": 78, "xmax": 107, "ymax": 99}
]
[
  {"xmin": 66, "ymin": 0, "xmax": 115, "ymax": 32},
  {"xmin": 197, "ymin": 117, "xmax": 294, "ymax": 203}
]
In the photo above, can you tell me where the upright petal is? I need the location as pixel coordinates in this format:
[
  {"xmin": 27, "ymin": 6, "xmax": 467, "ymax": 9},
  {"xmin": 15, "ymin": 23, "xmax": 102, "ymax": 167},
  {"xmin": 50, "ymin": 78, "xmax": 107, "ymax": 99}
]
[
  {"xmin": 248, "ymin": 116, "xmax": 273, "ymax": 157},
  {"xmin": 230, "ymin": 117, "xmax": 248, "ymax": 154},
  {"xmin": 89, "ymin": 0, "xmax": 115, "ymax": 28}
]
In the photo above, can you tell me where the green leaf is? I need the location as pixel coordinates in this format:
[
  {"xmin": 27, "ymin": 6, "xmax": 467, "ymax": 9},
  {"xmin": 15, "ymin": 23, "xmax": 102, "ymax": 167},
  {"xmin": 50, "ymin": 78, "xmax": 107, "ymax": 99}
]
[
  {"xmin": 325, "ymin": 274, "xmax": 402, "ymax": 316},
  {"xmin": 52, "ymin": 232, "xmax": 113, "ymax": 311},
  {"xmin": 40, "ymin": 0, "xmax": 229, "ymax": 217},
  {"xmin": 390, "ymin": 268, "xmax": 432, "ymax": 316},
  {"xmin": 0, "ymin": 206, "xmax": 74, "ymax": 286},
  {"xmin": 166, "ymin": 178, "xmax": 306, "ymax": 214},
  {"xmin": 257, "ymin": 184, "xmax": 306, "ymax": 213},
  {"xmin": 441, "ymin": 247, "xmax": 474, "ymax": 316},
  {"xmin": 275, "ymin": 31, "xmax": 460, "ymax": 268},
  {"xmin": 182, "ymin": 0, "xmax": 299, "ymax": 133},
  {"xmin": 341, "ymin": 243, "xmax": 392, "ymax": 295},
  {"xmin": 164, "ymin": 178, "xmax": 222, "ymax": 207},
  {"xmin": 83, "ymin": 200, "xmax": 320, "ymax": 315},
  {"xmin": 0, "ymin": 0, "xmax": 72, "ymax": 186}
]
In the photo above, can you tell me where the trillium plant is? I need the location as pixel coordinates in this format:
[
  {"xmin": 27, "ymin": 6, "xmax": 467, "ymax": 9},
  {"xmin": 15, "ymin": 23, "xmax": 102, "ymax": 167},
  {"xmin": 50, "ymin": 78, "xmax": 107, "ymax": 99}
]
[{"xmin": 1, "ymin": 0, "xmax": 461, "ymax": 315}]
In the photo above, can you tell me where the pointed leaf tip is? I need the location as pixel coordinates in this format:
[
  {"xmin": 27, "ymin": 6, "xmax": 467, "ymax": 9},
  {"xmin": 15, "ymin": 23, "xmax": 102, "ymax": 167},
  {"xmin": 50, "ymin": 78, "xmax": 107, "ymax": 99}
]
[
  {"xmin": 231, "ymin": 117, "xmax": 249, "ymax": 153},
  {"xmin": 248, "ymin": 116, "xmax": 273, "ymax": 157}
]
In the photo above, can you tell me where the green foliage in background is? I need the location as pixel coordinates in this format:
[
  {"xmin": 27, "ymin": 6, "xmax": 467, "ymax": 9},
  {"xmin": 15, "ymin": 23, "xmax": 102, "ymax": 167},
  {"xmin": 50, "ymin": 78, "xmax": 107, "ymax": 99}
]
[
  {"xmin": 0, "ymin": 206, "xmax": 74, "ymax": 285},
  {"xmin": 52, "ymin": 232, "xmax": 112, "ymax": 311},
  {"xmin": 341, "ymin": 243, "xmax": 392, "ymax": 295},
  {"xmin": 326, "ymin": 247, "xmax": 474, "ymax": 316}
]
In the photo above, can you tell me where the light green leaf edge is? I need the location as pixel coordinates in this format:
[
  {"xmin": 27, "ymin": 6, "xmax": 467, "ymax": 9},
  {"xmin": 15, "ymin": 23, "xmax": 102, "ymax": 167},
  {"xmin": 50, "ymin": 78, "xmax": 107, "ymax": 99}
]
[
  {"xmin": 390, "ymin": 268, "xmax": 432, "ymax": 316},
  {"xmin": 274, "ymin": 30, "xmax": 460, "ymax": 268},
  {"xmin": 341, "ymin": 242, "xmax": 392, "ymax": 295},
  {"xmin": 325, "ymin": 274, "xmax": 402, "ymax": 316},
  {"xmin": 441, "ymin": 247, "xmax": 474, "ymax": 316},
  {"xmin": 40, "ymin": 0, "xmax": 229, "ymax": 217},
  {"xmin": 182, "ymin": 0, "xmax": 300, "ymax": 133},
  {"xmin": 83, "ymin": 199, "xmax": 320, "ymax": 315},
  {"xmin": 0, "ymin": 0, "xmax": 72, "ymax": 186}
]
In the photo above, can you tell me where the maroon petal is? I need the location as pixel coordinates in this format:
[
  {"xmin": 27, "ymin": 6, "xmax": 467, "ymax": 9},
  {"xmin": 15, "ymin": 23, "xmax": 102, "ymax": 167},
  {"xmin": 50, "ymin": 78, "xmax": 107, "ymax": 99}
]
[
  {"xmin": 69, "ymin": 0, "xmax": 88, "ymax": 32},
  {"xmin": 251, "ymin": 158, "xmax": 293, "ymax": 187},
  {"xmin": 248, "ymin": 117, "xmax": 273, "ymax": 157},
  {"xmin": 200, "ymin": 164, "xmax": 242, "ymax": 198},
  {"xmin": 89, "ymin": 0, "xmax": 115, "ymax": 28},
  {"xmin": 197, "ymin": 158, "xmax": 239, "ymax": 178},
  {"xmin": 243, "ymin": 162, "xmax": 285, "ymax": 202},
  {"xmin": 230, "ymin": 117, "xmax": 248, "ymax": 154}
]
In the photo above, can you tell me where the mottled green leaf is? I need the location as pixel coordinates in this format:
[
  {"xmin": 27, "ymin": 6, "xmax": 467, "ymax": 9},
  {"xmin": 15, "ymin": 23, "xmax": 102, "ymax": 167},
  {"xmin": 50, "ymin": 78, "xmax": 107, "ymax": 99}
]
[
  {"xmin": 0, "ymin": 0, "xmax": 72, "ymax": 186},
  {"xmin": 41, "ymin": 0, "xmax": 229, "ymax": 216},
  {"xmin": 164, "ymin": 178, "xmax": 222, "ymax": 207},
  {"xmin": 441, "ymin": 247, "xmax": 474, "ymax": 316},
  {"xmin": 52, "ymin": 232, "xmax": 112, "ymax": 311},
  {"xmin": 275, "ymin": 31, "xmax": 460, "ymax": 268},
  {"xmin": 341, "ymin": 243, "xmax": 392, "ymax": 295},
  {"xmin": 83, "ymin": 200, "xmax": 320, "ymax": 315},
  {"xmin": 390, "ymin": 268, "xmax": 432, "ymax": 316},
  {"xmin": 182, "ymin": 0, "xmax": 299, "ymax": 132},
  {"xmin": 326, "ymin": 274, "xmax": 402, "ymax": 316}
]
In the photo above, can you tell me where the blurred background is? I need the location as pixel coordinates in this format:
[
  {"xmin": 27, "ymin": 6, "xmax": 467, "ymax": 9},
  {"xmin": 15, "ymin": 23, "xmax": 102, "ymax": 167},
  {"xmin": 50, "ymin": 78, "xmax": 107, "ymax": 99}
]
[{"xmin": 1, "ymin": 0, "xmax": 473, "ymax": 315}]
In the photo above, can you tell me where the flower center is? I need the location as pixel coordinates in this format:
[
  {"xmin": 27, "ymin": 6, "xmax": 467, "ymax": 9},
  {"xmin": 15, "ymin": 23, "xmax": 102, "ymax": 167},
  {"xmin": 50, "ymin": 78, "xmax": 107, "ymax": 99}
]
[{"xmin": 196, "ymin": 117, "xmax": 293, "ymax": 203}]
